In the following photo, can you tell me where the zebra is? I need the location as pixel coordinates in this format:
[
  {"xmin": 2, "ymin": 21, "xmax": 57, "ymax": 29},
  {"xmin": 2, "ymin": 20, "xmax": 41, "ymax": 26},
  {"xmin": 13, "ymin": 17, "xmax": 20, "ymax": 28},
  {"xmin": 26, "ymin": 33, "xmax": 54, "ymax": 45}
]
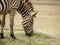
[{"xmin": 0, "ymin": 0, "xmax": 37, "ymax": 39}]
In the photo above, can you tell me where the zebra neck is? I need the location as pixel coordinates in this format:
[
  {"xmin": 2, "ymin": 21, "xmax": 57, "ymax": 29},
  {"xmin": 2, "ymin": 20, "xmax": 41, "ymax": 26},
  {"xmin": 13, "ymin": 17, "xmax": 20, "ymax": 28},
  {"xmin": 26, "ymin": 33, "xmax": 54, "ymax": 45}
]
[{"xmin": 17, "ymin": 0, "xmax": 35, "ymax": 17}]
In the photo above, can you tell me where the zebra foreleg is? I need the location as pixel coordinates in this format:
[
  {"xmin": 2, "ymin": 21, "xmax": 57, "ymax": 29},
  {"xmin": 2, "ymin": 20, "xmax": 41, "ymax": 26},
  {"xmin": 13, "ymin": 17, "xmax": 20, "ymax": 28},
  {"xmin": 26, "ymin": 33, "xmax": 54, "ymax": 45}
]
[
  {"xmin": 0, "ymin": 15, "xmax": 6, "ymax": 39},
  {"xmin": 9, "ymin": 11, "xmax": 16, "ymax": 39}
]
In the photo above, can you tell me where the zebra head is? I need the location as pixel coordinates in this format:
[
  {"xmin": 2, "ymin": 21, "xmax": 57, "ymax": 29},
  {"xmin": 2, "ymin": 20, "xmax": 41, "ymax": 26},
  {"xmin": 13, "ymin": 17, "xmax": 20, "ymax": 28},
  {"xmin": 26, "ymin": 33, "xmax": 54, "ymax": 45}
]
[
  {"xmin": 23, "ymin": 11, "xmax": 38, "ymax": 36},
  {"xmin": 17, "ymin": 0, "xmax": 38, "ymax": 36}
]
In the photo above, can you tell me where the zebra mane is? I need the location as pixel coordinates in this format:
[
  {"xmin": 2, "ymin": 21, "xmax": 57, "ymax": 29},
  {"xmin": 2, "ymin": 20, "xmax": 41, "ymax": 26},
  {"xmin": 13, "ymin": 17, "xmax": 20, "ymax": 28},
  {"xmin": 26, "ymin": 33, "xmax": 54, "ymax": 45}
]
[
  {"xmin": 24, "ymin": 0, "xmax": 34, "ymax": 11},
  {"xmin": 24, "ymin": 0, "xmax": 37, "ymax": 17}
]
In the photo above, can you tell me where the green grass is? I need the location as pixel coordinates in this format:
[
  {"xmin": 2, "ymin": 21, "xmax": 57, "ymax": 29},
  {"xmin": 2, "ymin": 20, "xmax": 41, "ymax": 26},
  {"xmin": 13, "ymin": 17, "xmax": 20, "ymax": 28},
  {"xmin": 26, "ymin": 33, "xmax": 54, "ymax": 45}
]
[{"xmin": 0, "ymin": 31, "xmax": 60, "ymax": 45}]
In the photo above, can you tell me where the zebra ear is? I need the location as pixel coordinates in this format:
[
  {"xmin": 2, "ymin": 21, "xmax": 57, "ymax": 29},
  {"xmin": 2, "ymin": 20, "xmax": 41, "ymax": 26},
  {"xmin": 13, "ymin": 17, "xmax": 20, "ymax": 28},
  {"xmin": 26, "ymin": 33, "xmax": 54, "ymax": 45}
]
[{"xmin": 31, "ymin": 11, "xmax": 38, "ymax": 18}]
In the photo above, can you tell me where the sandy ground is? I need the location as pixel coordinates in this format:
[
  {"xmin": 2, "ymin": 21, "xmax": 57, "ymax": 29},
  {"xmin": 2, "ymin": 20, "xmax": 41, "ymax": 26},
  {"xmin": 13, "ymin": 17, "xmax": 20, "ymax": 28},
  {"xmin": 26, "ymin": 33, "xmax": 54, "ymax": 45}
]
[
  {"xmin": 0, "ymin": 4, "xmax": 60, "ymax": 39},
  {"xmin": 33, "ymin": 4, "xmax": 60, "ymax": 38}
]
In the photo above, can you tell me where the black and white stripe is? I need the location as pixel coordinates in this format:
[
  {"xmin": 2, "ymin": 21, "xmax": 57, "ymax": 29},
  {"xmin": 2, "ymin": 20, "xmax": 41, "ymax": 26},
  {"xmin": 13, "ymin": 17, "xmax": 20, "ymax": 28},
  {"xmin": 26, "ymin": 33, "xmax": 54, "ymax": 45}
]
[
  {"xmin": 0, "ymin": 0, "xmax": 7, "ymax": 13},
  {"xmin": 17, "ymin": 0, "xmax": 37, "ymax": 36},
  {"xmin": 0, "ymin": 0, "xmax": 37, "ymax": 39}
]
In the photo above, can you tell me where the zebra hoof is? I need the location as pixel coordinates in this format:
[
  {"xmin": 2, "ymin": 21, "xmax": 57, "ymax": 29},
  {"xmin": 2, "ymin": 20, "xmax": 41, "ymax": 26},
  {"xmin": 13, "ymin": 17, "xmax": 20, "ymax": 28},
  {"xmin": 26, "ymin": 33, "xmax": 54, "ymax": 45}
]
[
  {"xmin": 10, "ymin": 34, "xmax": 16, "ymax": 39},
  {"xmin": 0, "ymin": 36, "xmax": 4, "ymax": 39},
  {"xmin": 0, "ymin": 34, "xmax": 4, "ymax": 39}
]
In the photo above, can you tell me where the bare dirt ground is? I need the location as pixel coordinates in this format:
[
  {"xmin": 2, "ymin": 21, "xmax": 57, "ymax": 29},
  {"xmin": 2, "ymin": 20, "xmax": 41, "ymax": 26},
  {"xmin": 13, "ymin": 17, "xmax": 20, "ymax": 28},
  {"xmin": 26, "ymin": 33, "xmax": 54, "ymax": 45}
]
[{"xmin": 33, "ymin": 4, "xmax": 60, "ymax": 39}]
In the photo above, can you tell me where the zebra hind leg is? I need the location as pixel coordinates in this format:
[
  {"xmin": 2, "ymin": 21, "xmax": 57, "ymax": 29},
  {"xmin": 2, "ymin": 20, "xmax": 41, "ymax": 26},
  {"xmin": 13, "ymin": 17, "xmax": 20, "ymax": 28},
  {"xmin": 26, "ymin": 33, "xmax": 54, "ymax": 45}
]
[{"xmin": 0, "ymin": 15, "xmax": 6, "ymax": 39}]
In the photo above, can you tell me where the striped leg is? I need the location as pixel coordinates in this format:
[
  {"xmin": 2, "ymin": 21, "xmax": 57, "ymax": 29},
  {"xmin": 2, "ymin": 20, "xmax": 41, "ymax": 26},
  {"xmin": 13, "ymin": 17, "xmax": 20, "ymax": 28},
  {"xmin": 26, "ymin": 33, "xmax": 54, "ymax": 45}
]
[
  {"xmin": 9, "ymin": 11, "xmax": 16, "ymax": 39},
  {"xmin": 0, "ymin": 14, "xmax": 6, "ymax": 39}
]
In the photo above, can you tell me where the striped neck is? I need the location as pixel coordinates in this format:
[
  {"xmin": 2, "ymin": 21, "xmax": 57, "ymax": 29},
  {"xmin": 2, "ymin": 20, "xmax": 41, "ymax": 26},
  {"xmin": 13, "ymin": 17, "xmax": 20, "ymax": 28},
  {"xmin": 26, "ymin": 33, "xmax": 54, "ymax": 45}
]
[{"xmin": 17, "ymin": 0, "xmax": 34, "ymax": 18}]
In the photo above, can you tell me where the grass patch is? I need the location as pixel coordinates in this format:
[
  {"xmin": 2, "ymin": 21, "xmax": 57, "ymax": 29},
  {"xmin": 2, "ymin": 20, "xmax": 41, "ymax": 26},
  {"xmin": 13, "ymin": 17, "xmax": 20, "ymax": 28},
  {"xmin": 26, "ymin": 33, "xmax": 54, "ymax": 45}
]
[{"xmin": 0, "ymin": 31, "xmax": 60, "ymax": 45}]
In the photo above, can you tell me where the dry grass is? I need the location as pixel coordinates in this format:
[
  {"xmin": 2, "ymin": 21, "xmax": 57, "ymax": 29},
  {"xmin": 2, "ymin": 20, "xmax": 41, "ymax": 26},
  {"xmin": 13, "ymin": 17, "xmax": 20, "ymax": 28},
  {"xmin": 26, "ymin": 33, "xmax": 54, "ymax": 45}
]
[{"xmin": 0, "ymin": 30, "xmax": 60, "ymax": 45}]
